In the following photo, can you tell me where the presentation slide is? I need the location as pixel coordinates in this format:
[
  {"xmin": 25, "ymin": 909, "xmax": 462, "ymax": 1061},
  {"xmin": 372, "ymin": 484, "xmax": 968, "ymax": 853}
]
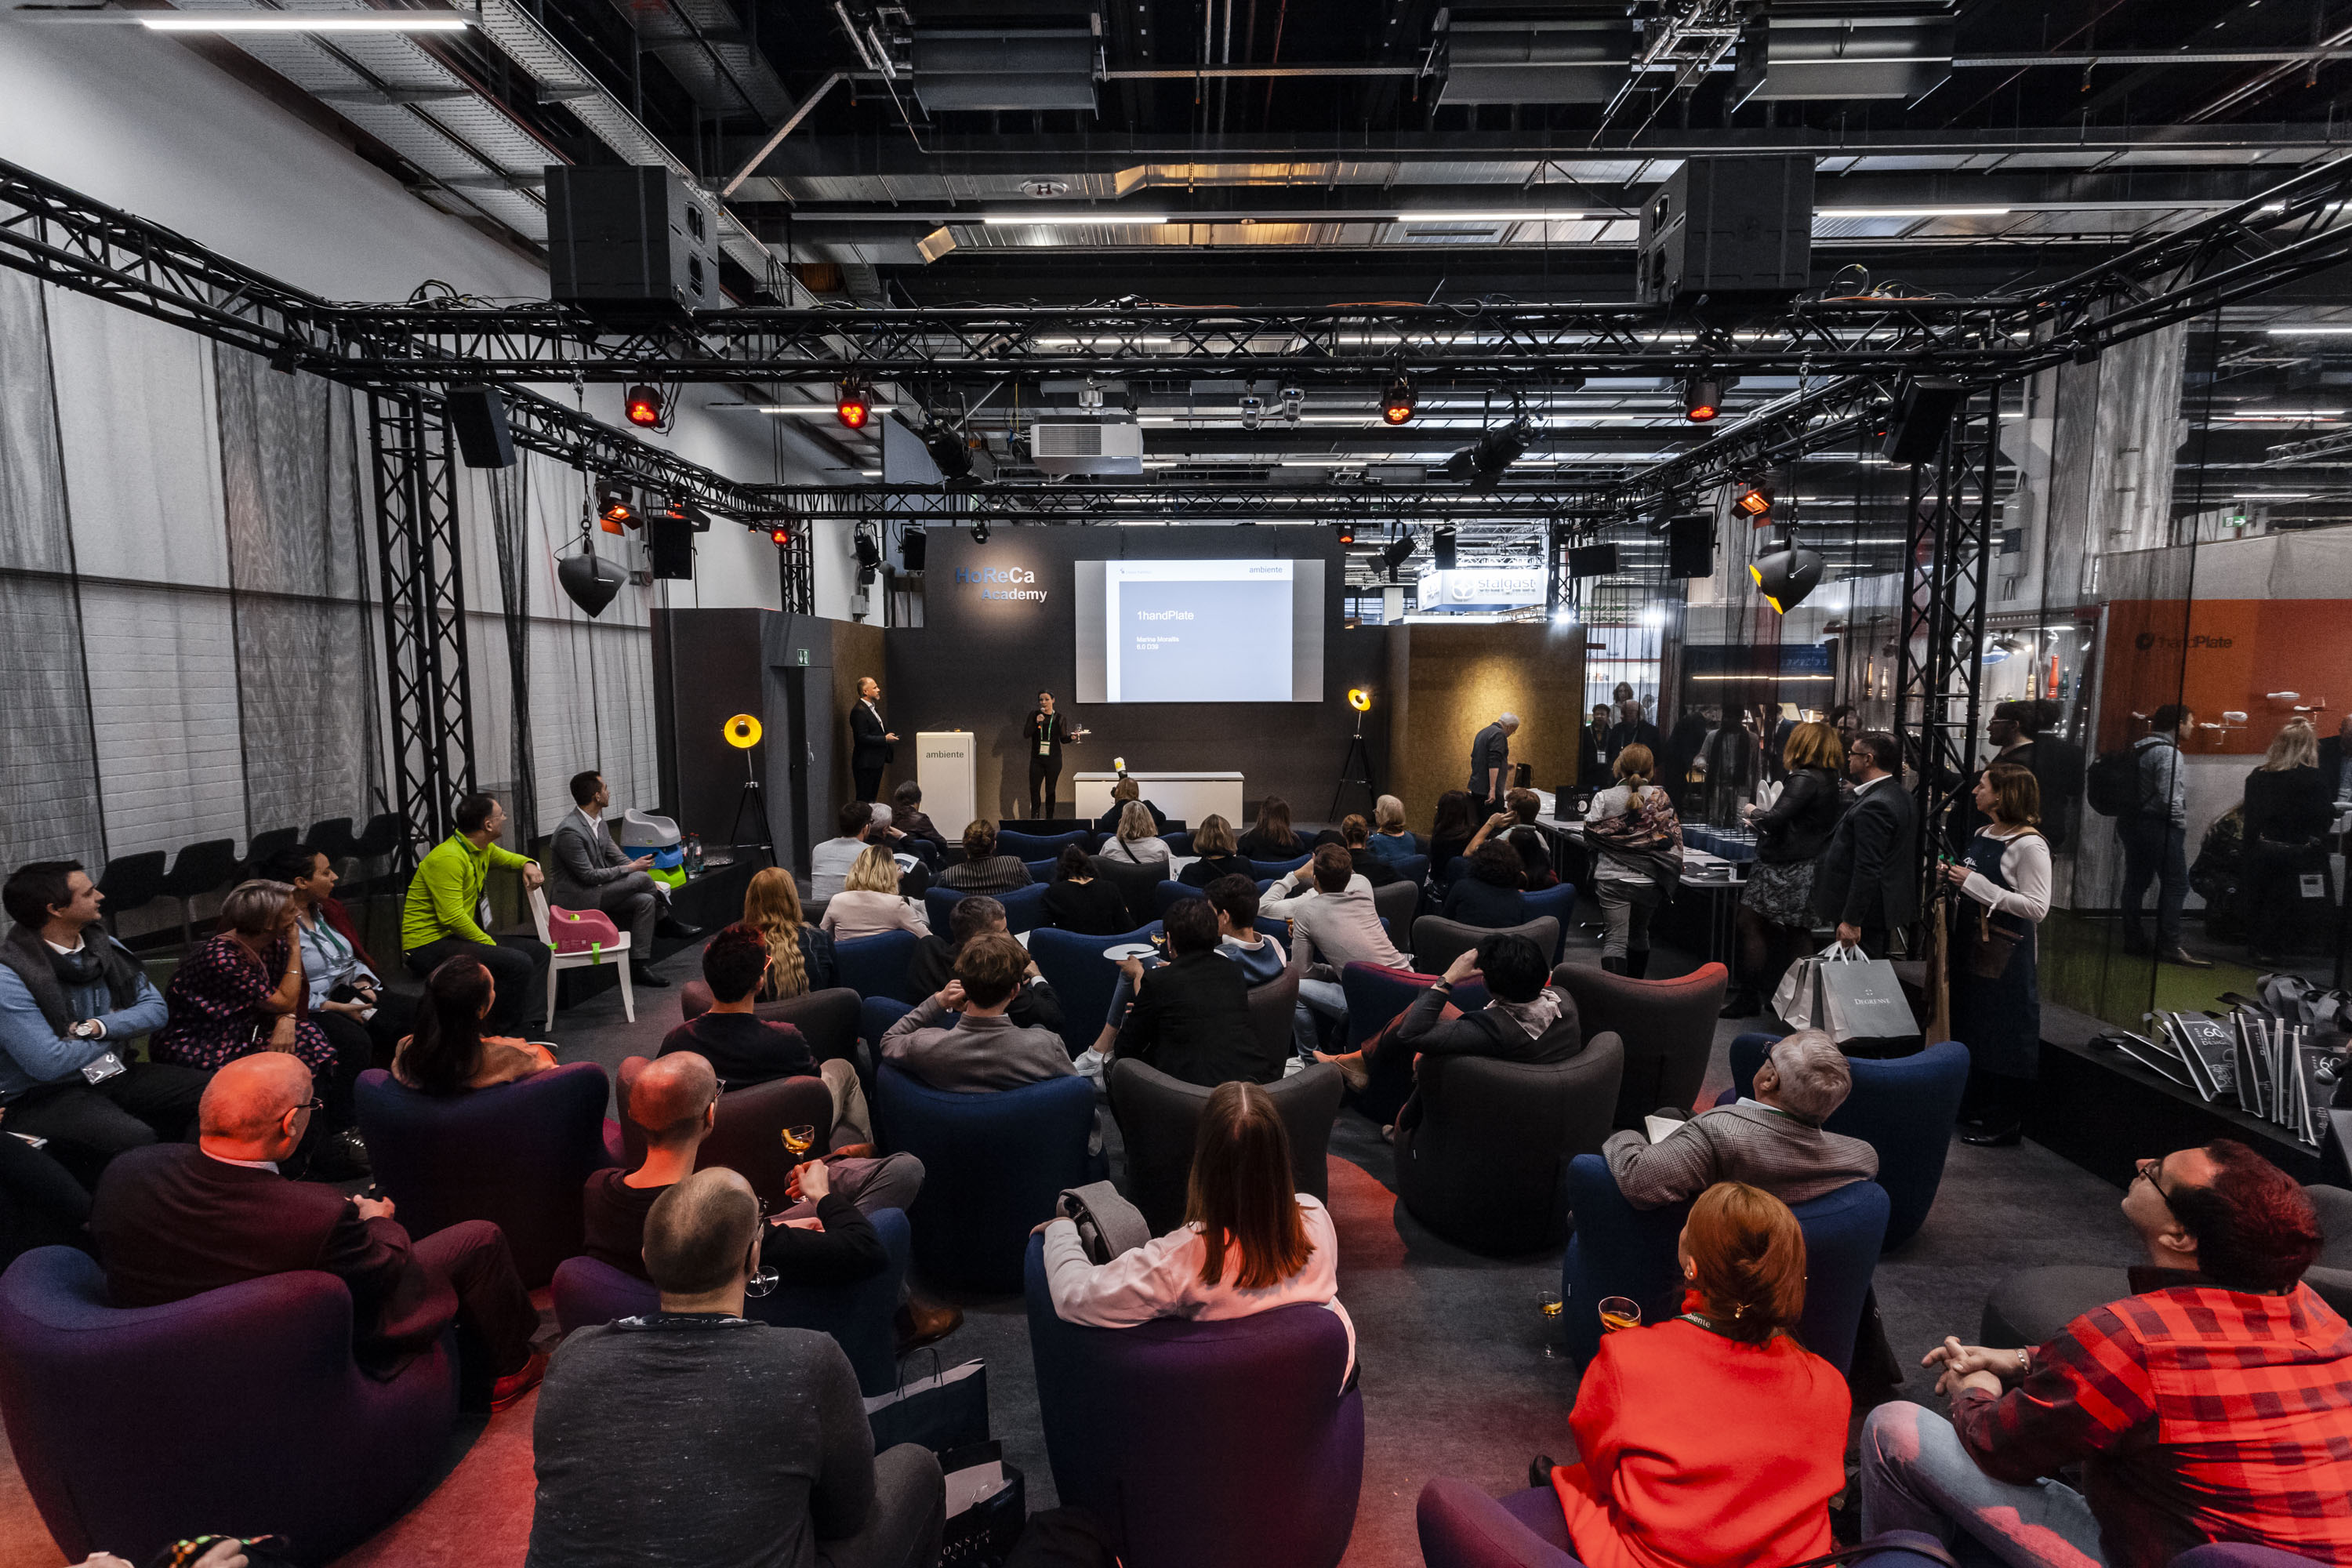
[{"xmin": 1074, "ymin": 559, "xmax": 1324, "ymax": 703}]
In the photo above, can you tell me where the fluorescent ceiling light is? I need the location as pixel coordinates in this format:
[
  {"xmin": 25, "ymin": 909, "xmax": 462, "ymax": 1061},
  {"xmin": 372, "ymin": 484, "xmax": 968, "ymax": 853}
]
[
  {"xmin": 1817, "ymin": 207, "xmax": 2011, "ymax": 219},
  {"xmin": 761, "ymin": 405, "xmax": 898, "ymax": 415},
  {"xmin": 1394, "ymin": 212, "xmax": 1584, "ymax": 223},
  {"xmin": 2217, "ymin": 410, "xmax": 2345, "ymax": 419},
  {"xmin": 140, "ymin": 13, "xmax": 470, "ymax": 31},
  {"xmin": 981, "ymin": 213, "xmax": 1168, "ymax": 226},
  {"xmin": 2265, "ymin": 326, "xmax": 2352, "ymax": 336}
]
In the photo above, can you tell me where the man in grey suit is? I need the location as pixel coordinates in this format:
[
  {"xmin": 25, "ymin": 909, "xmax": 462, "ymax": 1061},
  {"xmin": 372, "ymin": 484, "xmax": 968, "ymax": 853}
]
[
  {"xmin": 1602, "ymin": 1029, "xmax": 1878, "ymax": 1209},
  {"xmin": 550, "ymin": 771, "xmax": 679, "ymax": 991}
]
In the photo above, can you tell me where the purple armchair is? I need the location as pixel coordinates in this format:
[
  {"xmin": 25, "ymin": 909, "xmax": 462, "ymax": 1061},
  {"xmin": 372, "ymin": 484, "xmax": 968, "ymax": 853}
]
[
  {"xmin": 1415, "ymin": 1479, "xmax": 1955, "ymax": 1568},
  {"xmin": 354, "ymin": 1061, "xmax": 612, "ymax": 1287},
  {"xmin": 550, "ymin": 1208, "xmax": 913, "ymax": 1396},
  {"xmin": 1023, "ymin": 1234, "xmax": 1363, "ymax": 1568},
  {"xmin": 0, "ymin": 1247, "xmax": 456, "ymax": 1566}
]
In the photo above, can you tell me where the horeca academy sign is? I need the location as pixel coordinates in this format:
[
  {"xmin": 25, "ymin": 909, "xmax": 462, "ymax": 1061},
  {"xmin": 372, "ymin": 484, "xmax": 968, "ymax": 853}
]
[{"xmin": 955, "ymin": 563, "xmax": 1047, "ymax": 604}]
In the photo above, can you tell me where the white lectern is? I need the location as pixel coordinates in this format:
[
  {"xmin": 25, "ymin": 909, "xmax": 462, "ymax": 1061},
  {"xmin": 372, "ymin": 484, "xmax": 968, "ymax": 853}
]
[{"xmin": 916, "ymin": 731, "xmax": 975, "ymax": 833}]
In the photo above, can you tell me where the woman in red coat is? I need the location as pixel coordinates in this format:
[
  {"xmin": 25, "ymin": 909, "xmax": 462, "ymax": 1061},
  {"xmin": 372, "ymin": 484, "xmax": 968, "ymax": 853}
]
[{"xmin": 1549, "ymin": 1181, "xmax": 1849, "ymax": 1568}]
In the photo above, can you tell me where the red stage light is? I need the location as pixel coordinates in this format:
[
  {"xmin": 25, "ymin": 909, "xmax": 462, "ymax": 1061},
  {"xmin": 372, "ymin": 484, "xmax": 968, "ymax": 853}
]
[
  {"xmin": 1380, "ymin": 376, "xmax": 1415, "ymax": 426},
  {"xmin": 624, "ymin": 384, "xmax": 662, "ymax": 428},
  {"xmin": 770, "ymin": 527, "xmax": 791, "ymax": 546},
  {"xmin": 836, "ymin": 381, "xmax": 872, "ymax": 430}
]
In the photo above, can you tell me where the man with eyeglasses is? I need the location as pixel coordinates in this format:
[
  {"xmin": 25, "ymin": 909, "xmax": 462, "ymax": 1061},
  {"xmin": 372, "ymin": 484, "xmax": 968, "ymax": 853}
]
[
  {"xmin": 89, "ymin": 1053, "xmax": 545, "ymax": 1408},
  {"xmin": 1860, "ymin": 1140, "xmax": 2352, "ymax": 1568}
]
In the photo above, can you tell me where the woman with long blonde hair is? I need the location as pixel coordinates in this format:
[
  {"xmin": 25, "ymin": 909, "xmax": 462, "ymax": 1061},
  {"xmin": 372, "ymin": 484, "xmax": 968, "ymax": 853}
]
[
  {"xmin": 742, "ymin": 866, "xmax": 833, "ymax": 1000},
  {"xmin": 819, "ymin": 844, "xmax": 933, "ymax": 943},
  {"xmin": 1725, "ymin": 720, "xmax": 1846, "ymax": 1017}
]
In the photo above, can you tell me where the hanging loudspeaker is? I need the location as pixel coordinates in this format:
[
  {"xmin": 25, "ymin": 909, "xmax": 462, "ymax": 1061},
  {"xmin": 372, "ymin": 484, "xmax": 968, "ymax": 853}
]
[
  {"xmin": 1566, "ymin": 543, "xmax": 1620, "ymax": 579},
  {"xmin": 1882, "ymin": 379, "xmax": 1966, "ymax": 466},
  {"xmin": 1665, "ymin": 514, "xmax": 1715, "ymax": 579},
  {"xmin": 445, "ymin": 385, "xmax": 515, "ymax": 469},
  {"xmin": 648, "ymin": 517, "xmax": 695, "ymax": 579},
  {"xmin": 902, "ymin": 529, "xmax": 927, "ymax": 571},
  {"xmin": 557, "ymin": 546, "xmax": 628, "ymax": 617}
]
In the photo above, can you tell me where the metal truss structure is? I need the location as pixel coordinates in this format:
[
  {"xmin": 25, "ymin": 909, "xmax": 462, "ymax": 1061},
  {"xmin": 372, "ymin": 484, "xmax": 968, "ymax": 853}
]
[
  {"xmin": 746, "ymin": 481, "xmax": 1616, "ymax": 525},
  {"xmin": 366, "ymin": 392, "xmax": 479, "ymax": 859}
]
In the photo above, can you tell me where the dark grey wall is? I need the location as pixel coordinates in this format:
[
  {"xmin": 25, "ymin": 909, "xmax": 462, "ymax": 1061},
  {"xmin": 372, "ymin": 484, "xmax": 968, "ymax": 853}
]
[{"xmin": 884, "ymin": 525, "xmax": 1389, "ymax": 826}]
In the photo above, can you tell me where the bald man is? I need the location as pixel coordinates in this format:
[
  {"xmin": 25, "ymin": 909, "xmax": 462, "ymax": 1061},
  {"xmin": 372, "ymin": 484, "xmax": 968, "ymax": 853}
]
[
  {"xmin": 530, "ymin": 1167, "xmax": 946, "ymax": 1568},
  {"xmin": 90, "ymin": 1054, "xmax": 543, "ymax": 1403},
  {"xmin": 582, "ymin": 1051, "xmax": 955, "ymax": 1348}
]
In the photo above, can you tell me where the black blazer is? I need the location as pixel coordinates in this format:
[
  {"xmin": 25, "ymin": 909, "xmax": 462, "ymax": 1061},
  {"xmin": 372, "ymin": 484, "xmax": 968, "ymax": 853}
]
[
  {"xmin": 1043, "ymin": 877, "xmax": 1134, "ymax": 936},
  {"xmin": 1392, "ymin": 985, "xmax": 1584, "ymax": 1065},
  {"xmin": 850, "ymin": 700, "xmax": 893, "ymax": 768},
  {"xmin": 1234, "ymin": 828, "xmax": 1305, "ymax": 861},
  {"xmin": 1811, "ymin": 777, "xmax": 1919, "ymax": 931},
  {"xmin": 1751, "ymin": 766, "xmax": 1844, "ymax": 864},
  {"xmin": 1579, "ymin": 724, "xmax": 1613, "ymax": 789},
  {"xmin": 91, "ymin": 1144, "xmax": 453, "ymax": 1373},
  {"xmin": 2245, "ymin": 765, "xmax": 2336, "ymax": 845},
  {"xmin": 1178, "ymin": 853, "xmax": 1255, "ymax": 888},
  {"xmin": 1116, "ymin": 950, "xmax": 1272, "ymax": 1087}
]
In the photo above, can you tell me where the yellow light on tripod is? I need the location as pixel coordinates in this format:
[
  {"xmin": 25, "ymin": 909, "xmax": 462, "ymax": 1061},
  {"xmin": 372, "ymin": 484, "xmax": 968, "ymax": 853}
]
[
  {"xmin": 1348, "ymin": 688, "xmax": 1372, "ymax": 712},
  {"xmin": 723, "ymin": 713, "xmax": 763, "ymax": 750}
]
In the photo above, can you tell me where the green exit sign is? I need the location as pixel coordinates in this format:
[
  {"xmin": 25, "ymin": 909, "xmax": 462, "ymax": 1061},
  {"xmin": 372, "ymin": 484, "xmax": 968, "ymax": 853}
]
[{"xmin": 796, "ymin": 648, "xmax": 810, "ymax": 666}]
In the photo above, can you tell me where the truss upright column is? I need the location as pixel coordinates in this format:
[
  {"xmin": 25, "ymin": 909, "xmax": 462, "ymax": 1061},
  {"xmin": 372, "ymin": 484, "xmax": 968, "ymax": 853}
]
[{"xmin": 367, "ymin": 391, "xmax": 478, "ymax": 862}]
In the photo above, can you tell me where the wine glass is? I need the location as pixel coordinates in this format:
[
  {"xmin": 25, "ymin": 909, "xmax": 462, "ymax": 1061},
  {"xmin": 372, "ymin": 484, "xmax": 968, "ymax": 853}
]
[
  {"xmin": 1598, "ymin": 1295, "xmax": 1642, "ymax": 1334},
  {"xmin": 1537, "ymin": 1289, "xmax": 1564, "ymax": 1358},
  {"xmin": 745, "ymin": 1261, "xmax": 779, "ymax": 1298},
  {"xmin": 781, "ymin": 1123, "xmax": 816, "ymax": 1158}
]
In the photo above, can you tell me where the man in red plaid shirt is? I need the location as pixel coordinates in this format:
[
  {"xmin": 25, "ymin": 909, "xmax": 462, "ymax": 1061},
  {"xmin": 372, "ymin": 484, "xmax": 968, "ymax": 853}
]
[{"xmin": 1862, "ymin": 1140, "xmax": 2352, "ymax": 1568}]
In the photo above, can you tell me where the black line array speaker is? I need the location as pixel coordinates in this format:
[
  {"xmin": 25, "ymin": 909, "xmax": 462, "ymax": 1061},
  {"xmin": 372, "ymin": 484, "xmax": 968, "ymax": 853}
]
[
  {"xmin": 1882, "ymin": 379, "xmax": 1967, "ymax": 465},
  {"xmin": 1566, "ymin": 543, "xmax": 1620, "ymax": 578},
  {"xmin": 445, "ymin": 384, "xmax": 514, "ymax": 469},
  {"xmin": 1665, "ymin": 514, "xmax": 1715, "ymax": 579},
  {"xmin": 546, "ymin": 165, "xmax": 720, "ymax": 317},
  {"xmin": 1636, "ymin": 155, "xmax": 1814, "ymax": 306},
  {"xmin": 648, "ymin": 517, "xmax": 695, "ymax": 579},
  {"xmin": 902, "ymin": 529, "xmax": 927, "ymax": 571}
]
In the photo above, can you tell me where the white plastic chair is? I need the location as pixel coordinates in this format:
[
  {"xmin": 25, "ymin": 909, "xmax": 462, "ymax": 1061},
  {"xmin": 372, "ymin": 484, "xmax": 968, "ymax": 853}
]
[{"xmin": 528, "ymin": 885, "xmax": 634, "ymax": 1030}]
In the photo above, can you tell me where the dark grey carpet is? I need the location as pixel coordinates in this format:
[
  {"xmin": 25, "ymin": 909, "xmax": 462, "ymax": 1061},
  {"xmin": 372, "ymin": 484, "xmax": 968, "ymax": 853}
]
[{"xmin": 545, "ymin": 919, "xmax": 2143, "ymax": 1567}]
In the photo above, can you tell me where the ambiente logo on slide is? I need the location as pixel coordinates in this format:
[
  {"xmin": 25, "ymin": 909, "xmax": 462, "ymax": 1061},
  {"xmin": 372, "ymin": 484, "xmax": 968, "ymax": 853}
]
[{"xmin": 956, "ymin": 564, "xmax": 1048, "ymax": 604}]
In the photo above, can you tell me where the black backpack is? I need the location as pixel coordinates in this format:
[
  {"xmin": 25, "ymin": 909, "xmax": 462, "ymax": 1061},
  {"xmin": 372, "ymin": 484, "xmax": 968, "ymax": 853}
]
[{"xmin": 2085, "ymin": 748, "xmax": 2143, "ymax": 818}]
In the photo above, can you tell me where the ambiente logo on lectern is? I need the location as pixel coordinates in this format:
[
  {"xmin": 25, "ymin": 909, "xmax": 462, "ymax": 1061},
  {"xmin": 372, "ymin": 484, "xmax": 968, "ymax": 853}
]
[{"xmin": 956, "ymin": 564, "xmax": 1047, "ymax": 604}]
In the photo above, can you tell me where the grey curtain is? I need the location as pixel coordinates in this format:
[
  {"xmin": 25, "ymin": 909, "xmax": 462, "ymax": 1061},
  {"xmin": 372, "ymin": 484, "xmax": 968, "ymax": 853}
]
[
  {"xmin": 0, "ymin": 272, "xmax": 106, "ymax": 866},
  {"xmin": 214, "ymin": 347, "xmax": 385, "ymax": 844}
]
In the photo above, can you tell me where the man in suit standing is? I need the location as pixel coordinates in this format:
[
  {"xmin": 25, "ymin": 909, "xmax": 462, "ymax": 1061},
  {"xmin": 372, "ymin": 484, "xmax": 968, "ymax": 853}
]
[
  {"xmin": 1606, "ymin": 697, "xmax": 1661, "ymax": 769},
  {"xmin": 1468, "ymin": 713, "xmax": 1521, "ymax": 816},
  {"xmin": 90, "ymin": 1052, "xmax": 544, "ymax": 1403},
  {"xmin": 1579, "ymin": 703, "xmax": 1615, "ymax": 790},
  {"xmin": 1602, "ymin": 1029, "xmax": 1878, "ymax": 1208},
  {"xmin": 851, "ymin": 676, "xmax": 897, "ymax": 804},
  {"xmin": 550, "ymin": 771, "xmax": 687, "ymax": 992},
  {"xmin": 1813, "ymin": 730, "xmax": 1918, "ymax": 958}
]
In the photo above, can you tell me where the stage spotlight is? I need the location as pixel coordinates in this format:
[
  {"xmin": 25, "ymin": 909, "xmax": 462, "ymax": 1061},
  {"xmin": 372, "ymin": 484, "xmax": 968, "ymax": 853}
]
[
  {"xmin": 723, "ymin": 713, "xmax": 763, "ymax": 749},
  {"xmin": 1348, "ymin": 688, "xmax": 1373, "ymax": 713},
  {"xmin": 1279, "ymin": 384, "xmax": 1305, "ymax": 423},
  {"xmin": 768, "ymin": 525, "xmax": 791, "ymax": 546},
  {"xmin": 971, "ymin": 519, "xmax": 991, "ymax": 544},
  {"xmin": 557, "ymin": 543, "xmax": 628, "ymax": 617},
  {"xmin": 836, "ymin": 380, "xmax": 873, "ymax": 430},
  {"xmin": 1749, "ymin": 538, "xmax": 1825, "ymax": 614},
  {"xmin": 1380, "ymin": 376, "xmax": 1416, "ymax": 426},
  {"xmin": 597, "ymin": 479, "xmax": 635, "ymax": 533},
  {"xmin": 1733, "ymin": 475, "xmax": 1774, "ymax": 518},
  {"xmin": 624, "ymin": 384, "xmax": 663, "ymax": 428},
  {"xmin": 922, "ymin": 424, "xmax": 974, "ymax": 481},
  {"xmin": 1380, "ymin": 533, "xmax": 1417, "ymax": 579},
  {"xmin": 853, "ymin": 530, "xmax": 883, "ymax": 571},
  {"xmin": 1335, "ymin": 520, "xmax": 1356, "ymax": 546},
  {"xmin": 1683, "ymin": 376, "xmax": 1722, "ymax": 423},
  {"xmin": 1239, "ymin": 391, "xmax": 1263, "ymax": 430},
  {"xmin": 1445, "ymin": 420, "xmax": 1532, "ymax": 489}
]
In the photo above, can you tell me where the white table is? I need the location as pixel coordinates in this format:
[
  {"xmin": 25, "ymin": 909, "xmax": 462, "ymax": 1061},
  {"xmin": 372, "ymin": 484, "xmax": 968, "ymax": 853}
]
[
  {"xmin": 1074, "ymin": 770, "xmax": 1244, "ymax": 827},
  {"xmin": 915, "ymin": 731, "xmax": 975, "ymax": 834}
]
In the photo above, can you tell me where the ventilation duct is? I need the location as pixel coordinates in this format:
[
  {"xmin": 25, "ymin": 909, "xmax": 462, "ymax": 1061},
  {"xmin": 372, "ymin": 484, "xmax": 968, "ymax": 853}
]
[
  {"xmin": 1731, "ymin": 15, "xmax": 1953, "ymax": 105},
  {"xmin": 1031, "ymin": 422, "xmax": 1145, "ymax": 476},
  {"xmin": 913, "ymin": 31, "xmax": 1099, "ymax": 113},
  {"xmin": 1436, "ymin": 20, "xmax": 1635, "ymax": 105}
]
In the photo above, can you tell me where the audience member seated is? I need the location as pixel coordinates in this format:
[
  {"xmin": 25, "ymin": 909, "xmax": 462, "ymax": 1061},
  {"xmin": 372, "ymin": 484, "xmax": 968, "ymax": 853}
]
[
  {"xmin": 391, "ymin": 955, "xmax": 558, "ymax": 1095},
  {"xmin": 1463, "ymin": 789, "xmax": 1559, "ymax": 889},
  {"xmin": 91, "ymin": 1053, "xmax": 544, "ymax": 1403},
  {"xmin": 1534, "ymin": 1182, "xmax": 1848, "ymax": 1568},
  {"xmin": 1602, "ymin": 1029, "xmax": 1878, "ymax": 1210},
  {"xmin": 1098, "ymin": 800, "xmax": 1171, "ymax": 873},
  {"xmin": 1863, "ymin": 1139, "xmax": 2352, "ymax": 1568},
  {"xmin": 659, "ymin": 924, "xmax": 873, "ymax": 1142},
  {"xmin": 1334, "ymin": 815, "xmax": 1401, "ymax": 887},
  {"xmin": 1236, "ymin": 795, "xmax": 1307, "ymax": 862},
  {"xmin": 155, "ymin": 880, "xmax": 367, "ymax": 1174},
  {"xmin": 906, "ymin": 895, "xmax": 1064, "ymax": 1036},
  {"xmin": 399, "ymin": 791, "xmax": 550, "ymax": 1035},
  {"xmin": 935, "ymin": 821, "xmax": 1033, "ymax": 895},
  {"xmin": 811, "ymin": 801, "xmax": 884, "ymax": 903},
  {"xmin": 889, "ymin": 779, "xmax": 951, "ymax": 859},
  {"xmin": 1316, "ymin": 933, "xmax": 1579, "ymax": 1094},
  {"xmin": 548, "ymin": 770, "xmax": 677, "ymax": 996},
  {"xmin": 1439, "ymin": 840, "xmax": 1530, "ymax": 928},
  {"xmin": 1427, "ymin": 789, "xmax": 1479, "ymax": 884},
  {"xmin": 1105, "ymin": 897, "xmax": 1269, "ymax": 1087},
  {"xmin": 745, "ymin": 866, "xmax": 836, "ymax": 1000},
  {"xmin": 0, "ymin": 859, "xmax": 201, "ymax": 1181},
  {"xmin": 881, "ymin": 933, "xmax": 1079, "ymax": 1091},
  {"xmin": 820, "ymin": 845, "xmax": 933, "ymax": 944},
  {"xmin": 1368, "ymin": 796, "xmax": 1418, "ymax": 863},
  {"xmin": 1080, "ymin": 875, "xmax": 1287, "ymax": 1070},
  {"xmin": 1178, "ymin": 814, "xmax": 1255, "ymax": 887},
  {"xmin": 261, "ymin": 846, "xmax": 415, "ymax": 1070},
  {"xmin": 528, "ymin": 1167, "xmax": 946, "ymax": 1568},
  {"xmin": 1092, "ymin": 776, "xmax": 1170, "ymax": 837},
  {"xmin": 1043, "ymin": 1080, "xmax": 1354, "ymax": 1374},
  {"xmin": 1043, "ymin": 844, "xmax": 1133, "ymax": 935},
  {"xmin": 1265, "ymin": 844, "xmax": 1409, "ymax": 1056}
]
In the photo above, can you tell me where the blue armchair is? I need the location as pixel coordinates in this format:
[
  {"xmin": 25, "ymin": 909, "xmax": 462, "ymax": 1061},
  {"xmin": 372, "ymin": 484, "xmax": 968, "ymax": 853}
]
[
  {"xmin": 833, "ymin": 928, "xmax": 922, "ymax": 1004},
  {"xmin": 1029, "ymin": 921, "xmax": 1160, "ymax": 1058},
  {"xmin": 877, "ymin": 1065, "xmax": 1095, "ymax": 1292}
]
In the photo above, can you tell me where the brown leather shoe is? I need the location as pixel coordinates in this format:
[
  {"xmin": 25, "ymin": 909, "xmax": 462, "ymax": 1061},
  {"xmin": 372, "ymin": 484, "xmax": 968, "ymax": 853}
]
[
  {"xmin": 491, "ymin": 1348, "xmax": 547, "ymax": 1412},
  {"xmin": 1313, "ymin": 1050, "xmax": 1370, "ymax": 1094},
  {"xmin": 895, "ymin": 1298, "xmax": 964, "ymax": 1353}
]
